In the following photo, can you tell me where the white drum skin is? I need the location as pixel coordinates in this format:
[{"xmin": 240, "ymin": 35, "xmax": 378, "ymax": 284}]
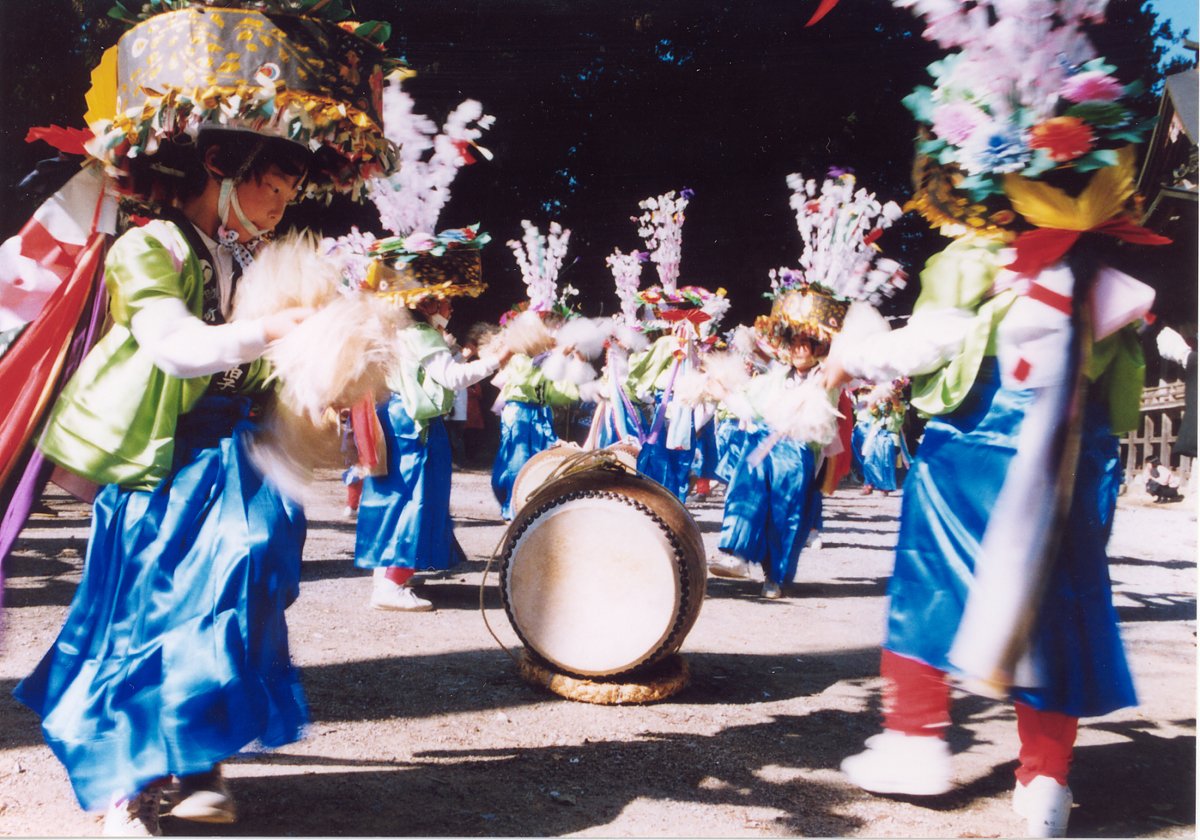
[{"xmin": 500, "ymin": 466, "xmax": 705, "ymax": 678}]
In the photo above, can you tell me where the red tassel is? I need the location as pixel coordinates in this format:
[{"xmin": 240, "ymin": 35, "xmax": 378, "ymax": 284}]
[
  {"xmin": 805, "ymin": 0, "xmax": 842, "ymax": 27},
  {"xmin": 25, "ymin": 125, "xmax": 94, "ymax": 157}
]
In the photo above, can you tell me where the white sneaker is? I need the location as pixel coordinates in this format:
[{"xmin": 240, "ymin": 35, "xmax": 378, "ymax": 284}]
[
  {"xmin": 170, "ymin": 766, "xmax": 236, "ymax": 823},
  {"xmin": 761, "ymin": 581, "xmax": 782, "ymax": 599},
  {"xmin": 343, "ymin": 505, "xmax": 357, "ymax": 519},
  {"xmin": 806, "ymin": 534, "xmax": 824, "ymax": 550},
  {"xmin": 840, "ymin": 730, "xmax": 953, "ymax": 796},
  {"xmin": 1013, "ymin": 775, "xmax": 1073, "ymax": 837},
  {"xmin": 708, "ymin": 554, "xmax": 751, "ymax": 579},
  {"xmin": 103, "ymin": 792, "xmax": 161, "ymax": 836},
  {"xmin": 371, "ymin": 579, "xmax": 433, "ymax": 612}
]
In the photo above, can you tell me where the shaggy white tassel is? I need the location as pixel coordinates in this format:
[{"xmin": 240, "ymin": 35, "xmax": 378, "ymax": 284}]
[
  {"xmin": 761, "ymin": 375, "xmax": 842, "ymax": 447},
  {"xmin": 577, "ymin": 378, "xmax": 606, "ymax": 404},
  {"xmin": 230, "ymin": 232, "xmax": 411, "ymax": 496},
  {"xmin": 672, "ymin": 364, "xmax": 711, "ymax": 407},
  {"xmin": 539, "ymin": 351, "xmax": 600, "ymax": 386},
  {"xmin": 553, "ymin": 317, "xmax": 612, "ymax": 359},
  {"xmin": 245, "ymin": 399, "xmax": 347, "ymax": 504},
  {"xmin": 232, "ymin": 231, "xmax": 346, "ymax": 317},
  {"xmin": 698, "ymin": 350, "xmax": 756, "ymax": 425},
  {"xmin": 612, "ymin": 323, "xmax": 650, "ymax": 354},
  {"xmin": 501, "ymin": 310, "xmax": 555, "ymax": 358},
  {"xmin": 267, "ymin": 294, "xmax": 411, "ymax": 422}
]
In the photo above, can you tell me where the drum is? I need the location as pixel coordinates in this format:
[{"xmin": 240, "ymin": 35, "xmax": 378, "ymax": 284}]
[
  {"xmin": 509, "ymin": 442, "xmax": 641, "ymax": 517},
  {"xmin": 499, "ymin": 460, "xmax": 706, "ymax": 679},
  {"xmin": 509, "ymin": 442, "xmax": 582, "ymax": 518}
]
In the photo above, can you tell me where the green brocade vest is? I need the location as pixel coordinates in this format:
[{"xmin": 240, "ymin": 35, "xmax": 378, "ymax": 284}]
[
  {"xmin": 497, "ymin": 354, "xmax": 580, "ymax": 407},
  {"xmin": 386, "ymin": 323, "xmax": 456, "ymax": 435},
  {"xmin": 626, "ymin": 335, "xmax": 680, "ymax": 397},
  {"xmin": 908, "ymin": 239, "xmax": 1144, "ymax": 435},
  {"xmin": 39, "ymin": 222, "xmax": 271, "ymax": 492}
]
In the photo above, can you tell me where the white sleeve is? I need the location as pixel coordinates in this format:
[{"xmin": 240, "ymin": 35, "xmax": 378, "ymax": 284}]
[
  {"xmin": 422, "ymin": 348, "xmax": 500, "ymax": 391},
  {"xmin": 130, "ymin": 296, "xmax": 269, "ymax": 379},
  {"xmin": 840, "ymin": 308, "xmax": 974, "ymax": 383}
]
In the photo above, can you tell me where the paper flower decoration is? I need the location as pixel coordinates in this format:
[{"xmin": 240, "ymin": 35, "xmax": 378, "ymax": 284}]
[
  {"xmin": 369, "ymin": 82, "xmax": 494, "ymax": 237},
  {"xmin": 897, "ymin": 0, "xmax": 1155, "ymax": 231},
  {"xmin": 507, "ymin": 220, "xmax": 572, "ymax": 314},
  {"xmin": 634, "ymin": 189, "xmax": 692, "ymax": 295},
  {"xmin": 606, "ymin": 248, "xmax": 646, "ymax": 327},
  {"xmin": 783, "ymin": 170, "xmax": 906, "ymax": 306}
]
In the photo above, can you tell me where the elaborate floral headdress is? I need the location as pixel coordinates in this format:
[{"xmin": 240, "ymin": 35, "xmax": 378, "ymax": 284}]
[
  {"xmin": 322, "ymin": 77, "xmax": 494, "ymax": 307},
  {"xmin": 896, "ymin": 0, "xmax": 1155, "ymax": 238},
  {"xmin": 625, "ymin": 188, "xmax": 727, "ymax": 340},
  {"xmin": 635, "ymin": 285, "xmax": 730, "ymax": 343},
  {"xmin": 634, "ymin": 189, "xmax": 692, "ymax": 295},
  {"xmin": 507, "ymin": 220, "xmax": 578, "ymax": 319},
  {"xmin": 755, "ymin": 169, "xmax": 906, "ymax": 358},
  {"xmin": 85, "ymin": 0, "xmax": 403, "ymax": 202}
]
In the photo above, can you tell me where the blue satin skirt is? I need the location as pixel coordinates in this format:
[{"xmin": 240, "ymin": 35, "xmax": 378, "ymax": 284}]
[
  {"xmin": 886, "ymin": 363, "xmax": 1136, "ymax": 718},
  {"xmin": 718, "ymin": 428, "xmax": 818, "ymax": 585},
  {"xmin": 692, "ymin": 420, "xmax": 721, "ymax": 481},
  {"xmin": 14, "ymin": 395, "xmax": 307, "ymax": 811},
  {"xmin": 355, "ymin": 398, "xmax": 463, "ymax": 570},
  {"xmin": 851, "ymin": 421, "xmax": 869, "ymax": 481},
  {"xmin": 491, "ymin": 401, "xmax": 558, "ymax": 520},
  {"xmin": 637, "ymin": 440, "xmax": 694, "ymax": 504},
  {"xmin": 714, "ymin": 420, "xmax": 746, "ymax": 485},
  {"xmin": 862, "ymin": 428, "xmax": 900, "ymax": 492}
]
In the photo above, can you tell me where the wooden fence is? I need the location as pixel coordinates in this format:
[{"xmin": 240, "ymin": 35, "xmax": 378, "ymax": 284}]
[{"xmin": 1120, "ymin": 380, "xmax": 1190, "ymax": 482}]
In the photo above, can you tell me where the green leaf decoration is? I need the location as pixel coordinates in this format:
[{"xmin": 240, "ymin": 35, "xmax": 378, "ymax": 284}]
[
  {"xmin": 1072, "ymin": 149, "xmax": 1120, "ymax": 173},
  {"xmin": 1080, "ymin": 58, "xmax": 1117, "ymax": 76},
  {"xmin": 355, "ymin": 20, "xmax": 392, "ymax": 46},
  {"xmin": 903, "ymin": 86, "xmax": 936, "ymax": 123},
  {"xmin": 1065, "ymin": 101, "xmax": 1129, "ymax": 127},
  {"xmin": 918, "ymin": 136, "xmax": 947, "ymax": 156},
  {"xmin": 1022, "ymin": 149, "xmax": 1057, "ymax": 179}
]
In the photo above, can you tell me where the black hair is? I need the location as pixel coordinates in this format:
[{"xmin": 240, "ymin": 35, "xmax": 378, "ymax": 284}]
[{"xmin": 124, "ymin": 128, "xmax": 313, "ymax": 209}]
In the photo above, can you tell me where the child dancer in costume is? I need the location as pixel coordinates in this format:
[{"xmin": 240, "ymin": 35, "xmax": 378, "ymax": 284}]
[
  {"xmin": 616, "ymin": 191, "xmax": 730, "ymax": 503},
  {"xmin": 591, "ymin": 249, "xmax": 652, "ymax": 449},
  {"xmin": 709, "ymin": 170, "xmax": 905, "ymax": 598},
  {"xmin": 320, "ymin": 76, "xmax": 499, "ymax": 612},
  {"xmin": 858, "ymin": 382, "xmax": 909, "ymax": 496},
  {"xmin": 707, "ymin": 280, "xmax": 846, "ymax": 598},
  {"xmin": 355, "ymin": 266, "xmax": 512, "ymax": 611},
  {"xmin": 13, "ymin": 6, "xmax": 399, "ymax": 832},
  {"xmin": 491, "ymin": 221, "xmax": 580, "ymax": 519},
  {"xmin": 829, "ymin": 5, "xmax": 1168, "ymax": 835}
]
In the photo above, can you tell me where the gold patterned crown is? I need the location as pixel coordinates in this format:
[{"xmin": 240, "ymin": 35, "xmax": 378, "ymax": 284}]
[
  {"xmin": 754, "ymin": 283, "xmax": 849, "ymax": 358},
  {"xmin": 85, "ymin": 6, "xmax": 399, "ymax": 199},
  {"xmin": 364, "ymin": 253, "xmax": 486, "ymax": 309}
]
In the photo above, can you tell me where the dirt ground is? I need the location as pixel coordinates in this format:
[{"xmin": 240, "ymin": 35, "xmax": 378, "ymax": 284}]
[{"xmin": 0, "ymin": 458, "xmax": 1195, "ymax": 838}]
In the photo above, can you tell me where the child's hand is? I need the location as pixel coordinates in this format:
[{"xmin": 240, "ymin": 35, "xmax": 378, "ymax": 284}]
[{"xmin": 263, "ymin": 306, "xmax": 316, "ymax": 342}]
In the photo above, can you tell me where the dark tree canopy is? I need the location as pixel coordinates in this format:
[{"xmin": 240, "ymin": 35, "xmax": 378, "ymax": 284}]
[{"xmin": 0, "ymin": 0, "xmax": 1185, "ymax": 330}]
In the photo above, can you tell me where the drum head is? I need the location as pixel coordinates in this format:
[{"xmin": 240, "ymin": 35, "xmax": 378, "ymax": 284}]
[
  {"xmin": 510, "ymin": 442, "xmax": 582, "ymax": 517},
  {"xmin": 501, "ymin": 490, "xmax": 692, "ymax": 678}
]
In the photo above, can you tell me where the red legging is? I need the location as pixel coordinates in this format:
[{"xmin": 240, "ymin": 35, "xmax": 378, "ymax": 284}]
[
  {"xmin": 383, "ymin": 567, "xmax": 414, "ymax": 585},
  {"xmin": 880, "ymin": 649, "xmax": 1077, "ymax": 785}
]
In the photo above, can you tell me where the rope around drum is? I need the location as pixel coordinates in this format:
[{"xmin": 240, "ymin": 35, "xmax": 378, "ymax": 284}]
[{"xmin": 479, "ymin": 449, "xmax": 636, "ymax": 668}]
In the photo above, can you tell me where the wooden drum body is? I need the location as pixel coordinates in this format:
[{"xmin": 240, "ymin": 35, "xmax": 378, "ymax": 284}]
[{"xmin": 499, "ymin": 465, "xmax": 705, "ymax": 679}]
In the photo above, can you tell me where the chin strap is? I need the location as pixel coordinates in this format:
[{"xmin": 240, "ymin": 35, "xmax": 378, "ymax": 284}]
[{"xmin": 216, "ymin": 178, "xmax": 265, "ymax": 269}]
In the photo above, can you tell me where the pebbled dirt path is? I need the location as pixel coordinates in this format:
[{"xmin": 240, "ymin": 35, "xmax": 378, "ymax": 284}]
[{"xmin": 1, "ymin": 466, "xmax": 1194, "ymax": 838}]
